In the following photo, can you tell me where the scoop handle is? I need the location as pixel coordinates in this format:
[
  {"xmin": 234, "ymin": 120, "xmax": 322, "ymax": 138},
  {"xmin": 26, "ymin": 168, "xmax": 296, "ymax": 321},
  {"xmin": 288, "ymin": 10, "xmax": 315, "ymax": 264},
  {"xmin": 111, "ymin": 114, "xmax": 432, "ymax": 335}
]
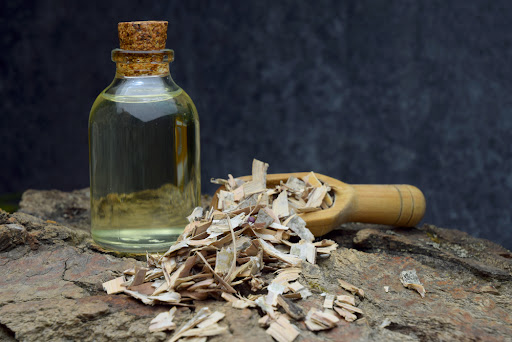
[{"xmin": 348, "ymin": 184, "xmax": 426, "ymax": 226}]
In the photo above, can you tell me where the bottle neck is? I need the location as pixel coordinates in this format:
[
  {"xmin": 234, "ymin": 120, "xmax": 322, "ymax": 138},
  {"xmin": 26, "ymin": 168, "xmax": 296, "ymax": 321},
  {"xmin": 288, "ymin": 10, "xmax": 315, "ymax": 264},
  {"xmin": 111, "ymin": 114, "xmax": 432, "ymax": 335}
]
[
  {"xmin": 111, "ymin": 49, "xmax": 174, "ymax": 78},
  {"xmin": 115, "ymin": 62, "xmax": 170, "ymax": 77}
]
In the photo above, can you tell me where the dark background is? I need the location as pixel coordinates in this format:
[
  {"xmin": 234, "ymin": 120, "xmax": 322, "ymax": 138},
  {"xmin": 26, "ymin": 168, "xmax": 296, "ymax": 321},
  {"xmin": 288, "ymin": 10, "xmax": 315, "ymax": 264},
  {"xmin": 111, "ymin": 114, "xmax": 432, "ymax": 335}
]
[{"xmin": 1, "ymin": 1, "xmax": 511, "ymax": 249}]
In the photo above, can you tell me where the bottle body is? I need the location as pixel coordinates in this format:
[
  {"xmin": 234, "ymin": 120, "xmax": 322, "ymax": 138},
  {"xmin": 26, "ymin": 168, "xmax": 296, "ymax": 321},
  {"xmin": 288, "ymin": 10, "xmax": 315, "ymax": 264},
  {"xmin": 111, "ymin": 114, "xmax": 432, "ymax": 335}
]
[{"xmin": 89, "ymin": 74, "xmax": 200, "ymax": 253}]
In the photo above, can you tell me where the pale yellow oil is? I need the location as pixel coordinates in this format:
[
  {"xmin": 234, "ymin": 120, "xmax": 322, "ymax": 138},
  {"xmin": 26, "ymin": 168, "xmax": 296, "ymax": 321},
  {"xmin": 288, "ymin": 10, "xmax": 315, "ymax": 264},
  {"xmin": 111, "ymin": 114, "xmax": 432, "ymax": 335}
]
[{"xmin": 89, "ymin": 78, "xmax": 200, "ymax": 253}]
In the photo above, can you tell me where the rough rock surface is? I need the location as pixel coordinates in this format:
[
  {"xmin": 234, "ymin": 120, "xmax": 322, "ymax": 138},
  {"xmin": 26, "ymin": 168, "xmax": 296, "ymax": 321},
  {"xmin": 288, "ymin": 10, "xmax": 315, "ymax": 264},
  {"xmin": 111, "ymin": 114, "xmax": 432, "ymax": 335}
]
[{"xmin": 1, "ymin": 190, "xmax": 511, "ymax": 341}]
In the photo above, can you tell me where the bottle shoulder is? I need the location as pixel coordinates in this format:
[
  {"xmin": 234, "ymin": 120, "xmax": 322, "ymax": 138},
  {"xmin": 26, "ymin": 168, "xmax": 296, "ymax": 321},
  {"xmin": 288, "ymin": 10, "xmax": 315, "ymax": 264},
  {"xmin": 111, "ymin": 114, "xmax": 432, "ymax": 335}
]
[
  {"xmin": 89, "ymin": 77, "xmax": 197, "ymax": 124},
  {"xmin": 101, "ymin": 75, "xmax": 181, "ymax": 102}
]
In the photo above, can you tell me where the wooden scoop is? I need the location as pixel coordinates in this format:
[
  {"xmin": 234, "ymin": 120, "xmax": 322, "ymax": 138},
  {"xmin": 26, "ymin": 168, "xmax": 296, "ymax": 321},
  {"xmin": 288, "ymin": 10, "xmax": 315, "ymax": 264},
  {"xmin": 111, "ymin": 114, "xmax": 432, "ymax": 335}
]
[{"xmin": 212, "ymin": 172, "xmax": 426, "ymax": 237}]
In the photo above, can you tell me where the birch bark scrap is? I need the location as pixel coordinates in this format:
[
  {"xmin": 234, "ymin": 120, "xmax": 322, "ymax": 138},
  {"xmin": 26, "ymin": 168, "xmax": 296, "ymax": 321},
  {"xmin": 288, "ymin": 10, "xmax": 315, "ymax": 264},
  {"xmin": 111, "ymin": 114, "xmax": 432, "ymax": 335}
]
[
  {"xmin": 187, "ymin": 278, "xmax": 215, "ymax": 292},
  {"xmin": 210, "ymin": 178, "xmax": 229, "ymax": 186},
  {"xmin": 180, "ymin": 291, "xmax": 209, "ymax": 301},
  {"xmin": 287, "ymin": 281, "xmax": 304, "ymax": 293},
  {"xmin": 299, "ymin": 288, "xmax": 313, "ymax": 299},
  {"xmin": 235, "ymin": 256, "xmax": 262, "ymax": 279},
  {"xmin": 221, "ymin": 292, "xmax": 252, "ymax": 309},
  {"xmin": 323, "ymin": 193, "xmax": 334, "ymax": 207},
  {"xmin": 165, "ymin": 264, "xmax": 186, "ymax": 292},
  {"xmin": 149, "ymin": 307, "xmax": 177, "ymax": 332},
  {"xmin": 220, "ymin": 292, "xmax": 238, "ymax": 303},
  {"xmin": 334, "ymin": 301, "xmax": 363, "ymax": 314},
  {"xmin": 180, "ymin": 323, "xmax": 228, "ymax": 338},
  {"xmin": 258, "ymin": 314, "xmax": 271, "ymax": 327},
  {"xmin": 168, "ymin": 307, "xmax": 212, "ymax": 342},
  {"xmin": 269, "ymin": 222, "xmax": 289, "ymax": 230},
  {"xmin": 338, "ymin": 279, "xmax": 365, "ymax": 298},
  {"xmin": 149, "ymin": 291, "xmax": 181, "ymax": 304},
  {"xmin": 317, "ymin": 244, "xmax": 338, "ymax": 255},
  {"xmin": 336, "ymin": 294, "xmax": 356, "ymax": 306},
  {"xmin": 214, "ymin": 247, "xmax": 233, "ymax": 276},
  {"xmin": 272, "ymin": 190, "xmax": 290, "ymax": 218},
  {"xmin": 227, "ymin": 174, "xmax": 237, "ymax": 190},
  {"xmin": 196, "ymin": 311, "xmax": 225, "ymax": 329},
  {"xmin": 285, "ymin": 176, "xmax": 306, "ymax": 193},
  {"xmin": 295, "ymin": 206, "xmax": 321, "ymax": 214},
  {"xmin": 123, "ymin": 289, "xmax": 155, "ymax": 305},
  {"xmin": 187, "ymin": 207, "xmax": 204, "ymax": 223},
  {"xmin": 287, "ymin": 197, "xmax": 305, "ymax": 211},
  {"xmin": 263, "ymin": 206, "xmax": 281, "ymax": 223},
  {"xmin": 305, "ymin": 308, "xmax": 340, "ymax": 331},
  {"xmin": 217, "ymin": 190, "xmax": 236, "ymax": 211},
  {"xmin": 302, "ymin": 172, "xmax": 323, "ymax": 188},
  {"xmin": 255, "ymin": 208, "xmax": 276, "ymax": 229},
  {"xmin": 400, "ymin": 269, "xmax": 426, "ymax": 298},
  {"xmin": 164, "ymin": 239, "xmax": 190, "ymax": 257},
  {"xmin": 255, "ymin": 296, "xmax": 277, "ymax": 319},
  {"xmin": 130, "ymin": 267, "xmax": 148, "ymax": 288},
  {"xmin": 313, "ymin": 239, "xmax": 336, "ymax": 247},
  {"xmin": 256, "ymin": 239, "xmax": 302, "ymax": 266},
  {"xmin": 233, "ymin": 186, "xmax": 245, "ymax": 201},
  {"xmin": 180, "ymin": 255, "xmax": 198, "ymax": 279},
  {"xmin": 283, "ymin": 215, "xmax": 314, "ymax": 242},
  {"xmin": 102, "ymin": 276, "xmax": 126, "ymax": 295},
  {"xmin": 123, "ymin": 268, "xmax": 136, "ymax": 276},
  {"xmin": 180, "ymin": 337, "xmax": 207, "ymax": 342},
  {"xmin": 243, "ymin": 159, "xmax": 269, "ymax": 196},
  {"xmin": 290, "ymin": 242, "xmax": 316, "ymax": 264},
  {"xmin": 273, "ymin": 267, "xmax": 301, "ymax": 285},
  {"xmin": 305, "ymin": 185, "xmax": 328, "ymax": 208},
  {"xmin": 250, "ymin": 276, "xmax": 265, "ymax": 292},
  {"xmin": 277, "ymin": 295, "xmax": 305, "ymax": 320},
  {"xmin": 196, "ymin": 252, "xmax": 236, "ymax": 294},
  {"xmin": 284, "ymin": 285, "xmax": 312, "ymax": 299},
  {"xmin": 323, "ymin": 293, "xmax": 335, "ymax": 309},
  {"xmin": 151, "ymin": 279, "xmax": 170, "ymax": 296},
  {"xmin": 129, "ymin": 282, "xmax": 157, "ymax": 296},
  {"xmin": 333, "ymin": 306, "xmax": 357, "ymax": 322},
  {"xmin": 266, "ymin": 282, "xmax": 286, "ymax": 306},
  {"xmin": 253, "ymin": 231, "xmax": 280, "ymax": 243},
  {"xmin": 231, "ymin": 300, "xmax": 252, "ymax": 309},
  {"xmin": 145, "ymin": 268, "xmax": 164, "ymax": 282},
  {"xmin": 266, "ymin": 315, "xmax": 300, "ymax": 342}
]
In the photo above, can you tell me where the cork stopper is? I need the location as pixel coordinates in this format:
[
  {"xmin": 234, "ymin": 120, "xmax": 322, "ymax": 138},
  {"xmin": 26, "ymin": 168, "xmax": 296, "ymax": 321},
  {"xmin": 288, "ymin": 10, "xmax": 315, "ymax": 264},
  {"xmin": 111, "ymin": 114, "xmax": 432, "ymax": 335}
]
[{"xmin": 118, "ymin": 21, "xmax": 168, "ymax": 51}]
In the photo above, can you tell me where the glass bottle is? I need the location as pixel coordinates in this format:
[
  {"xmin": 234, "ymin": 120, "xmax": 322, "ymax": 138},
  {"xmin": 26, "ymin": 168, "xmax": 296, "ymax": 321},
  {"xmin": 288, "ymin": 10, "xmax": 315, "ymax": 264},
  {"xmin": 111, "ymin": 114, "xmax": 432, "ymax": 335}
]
[{"xmin": 88, "ymin": 21, "xmax": 200, "ymax": 253}]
